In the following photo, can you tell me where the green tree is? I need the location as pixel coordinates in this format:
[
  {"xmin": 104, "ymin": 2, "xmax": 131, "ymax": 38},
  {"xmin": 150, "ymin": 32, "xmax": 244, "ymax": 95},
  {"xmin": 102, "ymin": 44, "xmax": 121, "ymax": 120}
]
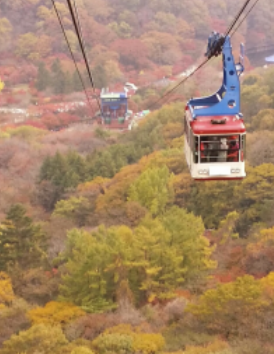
[
  {"xmin": 93, "ymin": 64, "xmax": 108, "ymax": 89},
  {"xmin": 235, "ymin": 164, "xmax": 274, "ymax": 236},
  {"xmin": 64, "ymin": 71, "xmax": 73, "ymax": 94},
  {"xmin": 53, "ymin": 196, "xmax": 91, "ymax": 226},
  {"xmin": 72, "ymin": 70, "xmax": 83, "ymax": 92},
  {"xmin": 39, "ymin": 151, "xmax": 86, "ymax": 191},
  {"xmin": 59, "ymin": 207, "xmax": 214, "ymax": 308},
  {"xmin": 36, "ymin": 62, "xmax": 50, "ymax": 91},
  {"xmin": 59, "ymin": 228, "xmax": 114, "ymax": 313},
  {"xmin": 0, "ymin": 204, "xmax": 48, "ymax": 271},
  {"xmin": 51, "ymin": 58, "xmax": 66, "ymax": 94},
  {"xmin": 128, "ymin": 166, "xmax": 174, "ymax": 216},
  {"xmin": 134, "ymin": 208, "xmax": 215, "ymax": 301}
]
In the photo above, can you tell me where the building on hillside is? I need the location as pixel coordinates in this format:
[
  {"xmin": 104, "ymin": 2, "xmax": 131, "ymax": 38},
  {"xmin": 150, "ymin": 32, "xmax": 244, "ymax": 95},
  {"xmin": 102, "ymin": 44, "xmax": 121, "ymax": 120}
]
[{"xmin": 265, "ymin": 54, "xmax": 274, "ymax": 64}]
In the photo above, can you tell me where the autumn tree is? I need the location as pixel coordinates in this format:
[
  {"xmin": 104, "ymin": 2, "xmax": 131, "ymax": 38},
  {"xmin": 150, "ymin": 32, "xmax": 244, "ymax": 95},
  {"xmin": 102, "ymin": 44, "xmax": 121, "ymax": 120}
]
[
  {"xmin": 0, "ymin": 324, "xmax": 68, "ymax": 354},
  {"xmin": 59, "ymin": 228, "xmax": 114, "ymax": 313},
  {"xmin": 0, "ymin": 18, "xmax": 12, "ymax": 48},
  {"xmin": 111, "ymin": 39, "xmax": 149, "ymax": 69},
  {"xmin": 15, "ymin": 32, "xmax": 38, "ymax": 60},
  {"xmin": 53, "ymin": 196, "xmax": 92, "ymax": 226},
  {"xmin": 0, "ymin": 272, "xmax": 15, "ymax": 308},
  {"xmin": 59, "ymin": 207, "xmax": 214, "ymax": 309},
  {"xmin": 128, "ymin": 166, "xmax": 174, "ymax": 216},
  {"xmin": 28, "ymin": 301, "xmax": 85, "ymax": 327},
  {"xmin": 187, "ymin": 275, "xmax": 264, "ymax": 338},
  {"xmin": 141, "ymin": 31, "xmax": 181, "ymax": 65}
]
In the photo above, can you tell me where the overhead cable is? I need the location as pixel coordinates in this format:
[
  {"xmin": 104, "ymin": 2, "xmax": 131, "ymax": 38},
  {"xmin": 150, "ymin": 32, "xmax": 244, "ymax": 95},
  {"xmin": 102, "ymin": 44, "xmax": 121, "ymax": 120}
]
[
  {"xmin": 147, "ymin": 0, "xmax": 255, "ymax": 110},
  {"xmin": 231, "ymin": 0, "xmax": 260, "ymax": 37},
  {"xmin": 50, "ymin": 0, "xmax": 95, "ymax": 113},
  {"xmin": 225, "ymin": 0, "xmax": 253, "ymax": 36},
  {"xmin": 66, "ymin": 0, "xmax": 102, "ymax": 115}
]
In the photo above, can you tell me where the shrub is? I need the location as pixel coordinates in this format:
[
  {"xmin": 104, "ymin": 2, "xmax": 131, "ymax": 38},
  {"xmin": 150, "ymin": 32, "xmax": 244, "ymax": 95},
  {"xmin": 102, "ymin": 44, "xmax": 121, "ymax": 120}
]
[{"xmin": 92, "ymin": 333, "xmax": 133, "ymax": 354}]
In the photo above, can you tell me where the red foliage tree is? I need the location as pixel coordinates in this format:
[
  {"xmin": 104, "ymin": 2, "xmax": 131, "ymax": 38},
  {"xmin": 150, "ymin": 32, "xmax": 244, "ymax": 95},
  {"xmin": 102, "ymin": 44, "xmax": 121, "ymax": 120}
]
[
  {"xmin": 24, "ymin": 120, "xmax": 47, "ymax": 130},
  {"xmin": 111, "ymin": 39, "xmax": 150, "ymax": 69},
  {"xmin": 41, "ymin": 113, "xmax": 60, "ymax": 129},
  {"xmin": 58, "ymin": 113, "xmax": 79, "ymax": 125},
  {"xmin": 172, "ymin": 55, "xmax": 193, "ymax": 75}
]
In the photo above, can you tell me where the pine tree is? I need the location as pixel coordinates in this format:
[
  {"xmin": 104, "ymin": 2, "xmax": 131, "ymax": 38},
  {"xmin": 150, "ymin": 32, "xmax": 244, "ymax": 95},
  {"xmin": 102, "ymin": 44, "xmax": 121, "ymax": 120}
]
[
  {"xmin": 51, "ymin": 59, "xmax": 66, "ymax": 94},
  {"xmin": 39, "ymin": 155, "xmax": 54, "ymax": 182},
  {"xmin": 0, "ymin": 204, "xmax": 48, "ymax": 271},
  {"xmin": 64, "ymin": 71, "xmax": 73, "ymax": 94},
  {"xmin": 93, "ymin": 64, "xmax": 108, "ymax": 89},
  {"xmin": 51, "ymin": 58, "xmax": 61, "ymax": 74},
  {"xmin": 72, "ymin": 70, "xmax": 82, "ymax": 92},
  {"xmin": 36, "ymin": 62, "xmax": 50, "ymax": 91},
  {"xmin": 59, "ymin": 228, "xmax": 115, "ymax": 313}
]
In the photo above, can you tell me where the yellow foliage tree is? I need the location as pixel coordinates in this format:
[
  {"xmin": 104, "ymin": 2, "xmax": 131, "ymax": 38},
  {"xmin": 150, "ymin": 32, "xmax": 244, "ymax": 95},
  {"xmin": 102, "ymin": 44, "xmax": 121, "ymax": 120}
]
[
  {"xmin": 93, "ymin": 325, "xmax": 165, "ymax": 354},
  {"xmin": 0, "ymin": 324, "xmax": 68, "ymax": 354},
  {"xmin": 71, "ymin": 347, "xmax": 95, "ymax": 354},
  {"xmin": 28, "ymin": 301, "xmax": 85, "ymax": 326},
  {"xmin": 0, "ymin": 78, "xmax": 5, "ymax": 91},
  {"xmin": 6, "ymin": 125, "xmax": 46, "ymax": 141},
  {"xmin": 0, "ymin": 272, "xmax": 15, "ymax": 309},
  {"xmin": 187, "ymin": 275, "xmax": 265, "ymax": 336},
  {"xmin": 77, "ymin": 176, "xmax": 110, "ymax": 193},
  {"xmin": 132, "ymin": 333, "xmax": 165, "ymax": 354}
]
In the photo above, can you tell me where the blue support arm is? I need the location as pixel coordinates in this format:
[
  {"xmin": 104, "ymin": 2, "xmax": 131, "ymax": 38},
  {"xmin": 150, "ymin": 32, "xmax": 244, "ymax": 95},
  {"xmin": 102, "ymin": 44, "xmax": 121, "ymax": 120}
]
[{"xmin": 188, "ymin": 35, "xmax": 244, "ymax": 119}]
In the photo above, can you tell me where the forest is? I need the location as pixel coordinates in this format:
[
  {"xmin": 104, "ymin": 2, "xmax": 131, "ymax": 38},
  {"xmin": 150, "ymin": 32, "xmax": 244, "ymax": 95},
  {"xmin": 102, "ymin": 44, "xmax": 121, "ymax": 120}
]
[
  {"xmin": 1, "ymin": 0, "xmax": 274, "ymax": 354},
  {"xmin": 0, "ymin": 0, "xmax": 273, "ymax": 102}
]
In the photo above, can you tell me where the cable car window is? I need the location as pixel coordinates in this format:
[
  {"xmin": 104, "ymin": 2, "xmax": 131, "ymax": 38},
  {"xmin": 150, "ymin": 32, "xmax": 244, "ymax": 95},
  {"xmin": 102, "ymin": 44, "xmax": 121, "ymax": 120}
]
[
  {"xmin": 194, "ymin": 136, "xmax": 199, "ymax": 163},
  {"xmin": 199, "ymin": 135, "xmax": 240, "ymax": 163}
]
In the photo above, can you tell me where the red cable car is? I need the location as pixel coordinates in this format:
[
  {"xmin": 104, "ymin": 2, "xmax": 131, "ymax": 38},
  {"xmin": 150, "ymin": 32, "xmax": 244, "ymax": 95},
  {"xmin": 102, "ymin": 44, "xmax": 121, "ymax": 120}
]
[{"xmin": 184, "ymin": 34, "xmax": 246, "ymax": 181}]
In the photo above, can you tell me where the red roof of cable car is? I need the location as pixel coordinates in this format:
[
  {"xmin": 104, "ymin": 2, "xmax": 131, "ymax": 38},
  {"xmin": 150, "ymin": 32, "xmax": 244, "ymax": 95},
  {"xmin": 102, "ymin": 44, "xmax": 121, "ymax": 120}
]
[{"xmin": 190, "ymin": 115, "xmax": 246, "ymax": 135}]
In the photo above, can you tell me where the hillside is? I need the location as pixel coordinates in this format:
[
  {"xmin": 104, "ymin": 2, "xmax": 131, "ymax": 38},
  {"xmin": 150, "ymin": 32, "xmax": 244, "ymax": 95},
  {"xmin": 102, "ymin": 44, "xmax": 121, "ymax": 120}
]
[
  {"xmin": 2, "ymin": 1, "xmax": 274, "ymax": 354},
  {"xmin": 0, "ymin": 0, "xmax": 273, "ymax": 91},
  {"xmin": 1, "ymin": 64, "xmax": 274, "ymax": 353}
]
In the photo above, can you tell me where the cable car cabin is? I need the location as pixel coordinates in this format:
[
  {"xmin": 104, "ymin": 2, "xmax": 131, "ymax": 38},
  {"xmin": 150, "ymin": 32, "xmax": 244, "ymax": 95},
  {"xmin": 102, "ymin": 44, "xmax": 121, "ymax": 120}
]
[
  {"xmin": 184, "ymin": 112, "xmax": 246, "ymax": 180},
  {"xmin": 184, "ymin": 34, "xmax": 246, "ymax": 181}
]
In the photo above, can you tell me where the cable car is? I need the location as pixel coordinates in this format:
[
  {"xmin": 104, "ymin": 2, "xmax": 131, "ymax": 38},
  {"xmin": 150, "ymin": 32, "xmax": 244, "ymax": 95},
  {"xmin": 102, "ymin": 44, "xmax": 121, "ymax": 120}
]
[{"xmin": 184, "ymin": 34, "xmax": 246, "ymax": 181}]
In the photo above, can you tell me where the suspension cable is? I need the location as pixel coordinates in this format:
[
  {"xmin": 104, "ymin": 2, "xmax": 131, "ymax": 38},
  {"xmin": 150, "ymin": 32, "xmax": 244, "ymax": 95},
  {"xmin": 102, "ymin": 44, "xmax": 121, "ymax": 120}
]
[
  {"xmin": 72, "ymin": 0, "xmax": 93, "ymax": 87},
  {"xmin": 147, "ymin": 58, "xmax": 210, "ymax": 110},
  {"xmin": 66, "ymin": 0, "xmax": 102, "ymax": 116},
  {"xmin": 231, "ymin": 0, "xmax": 260, "ymax": 37},
  {"xmin": 51, "ymin": 0, "xmax": 95, "ymax": 113},
  {"xmin": 147, "ymin": 0, "xmax": 255, "ymax": 111},
  {"xmin": 225, "ymin": 0, "xmax": 252, "ymax": 36}
]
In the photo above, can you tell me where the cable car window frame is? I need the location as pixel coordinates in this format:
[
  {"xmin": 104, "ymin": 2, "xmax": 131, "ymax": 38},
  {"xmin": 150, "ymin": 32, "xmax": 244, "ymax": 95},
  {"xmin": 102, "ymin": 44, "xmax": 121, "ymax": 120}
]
[
  {"xmin": 241, "ymin": 134, "xmax": 246, "ymax": 161},
  {"xmin": 198, "ymin": 135, "xmax": 241, "ymax": 163},
  {"xmin": 194, "ymin": 135, "xmax": 199, "ymax": 164}
]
